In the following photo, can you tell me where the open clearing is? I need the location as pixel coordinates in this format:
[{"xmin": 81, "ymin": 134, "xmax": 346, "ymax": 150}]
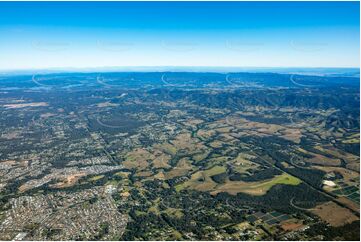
[
  {"xmin": 311, "ymin": 201, "xmax": 359, "ymax": 227},
  {"xmin": 211, "ymin": 173, "xmax": 301, "ymax": 196},
  {"xmin": 3, "ymin": 102, "xmax": 48, "ymax": 109},
  {"xmin": 176, "ymin": 169, "xmax": 301, "ymax": 196}
]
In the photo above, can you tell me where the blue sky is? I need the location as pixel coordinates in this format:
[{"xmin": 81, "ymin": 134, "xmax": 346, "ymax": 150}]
[{"xmin": 0, "ymin": 1, "xmax": 359, "ymax": 70}]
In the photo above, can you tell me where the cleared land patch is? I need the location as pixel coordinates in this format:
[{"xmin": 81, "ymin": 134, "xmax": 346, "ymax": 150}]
[
  {"xmin": 3, "ymin": 102, "xmax": 48, "ymax": 109},
  {"xmin": 176, "ymin": 167, "xmax": 301, "ymax": 196},
  {"xmin": 311, "ymin": 201, "xmax": 359, "ymax": 227},
  {"xmin": 211, "ymin": 173, "xmax": 301, "ymax": 196}
]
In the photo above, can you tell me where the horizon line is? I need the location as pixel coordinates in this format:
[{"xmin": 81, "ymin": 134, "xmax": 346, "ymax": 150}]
[{"xmin": 1, "ymin": 65, "xmax": 359, "ymax": 72}]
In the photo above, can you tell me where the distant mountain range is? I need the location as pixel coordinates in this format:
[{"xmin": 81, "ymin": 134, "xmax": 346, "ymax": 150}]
[{"xmin": 0, "ymin": 67, "xmax": 359, "ymax": 78}]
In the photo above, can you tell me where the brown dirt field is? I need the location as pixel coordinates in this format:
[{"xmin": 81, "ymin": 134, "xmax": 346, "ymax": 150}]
[
  {"xmin": 307, "ymin": 153, "xmax": 341, "ymax": 166},
  {"xmin": 346, "ymin": 162, "xmax": 360, "ymax": 172},
  {"xmin": 123, "ymin": 148, "xmax": 154, "ymax": 170},
  {"xmin": 51, "ymin": 173, "xmax": 86, "ymax": 188},
  {"xmin": 177, "ymin": 158, "xmax": 193, "ymax": 169},
  {"xmin": 209, "ymin": 141, "xmax": 223, "ymax": 148},
  {"xmin": 164, "ymin": 157, "xmax": 194, "ymax": 179},
  {"xmin": 120, "ymin": 191, "xmax": 130, "ymax": 197},
  {"xmin": 184, "ymin": 119, "xmax": 204, "ymax": 127},
  {"xmin": 164, "ymin": 168, "xmax": 190, "ymax": 179},
  {"xmin": 96, "ymin": 102, "xmax": 119, "ymax": 107},
  {"xmin": 280, "ymin": 129, "xmax": 302, "ymax": 143},
  {"xmin": 0, "ymin": 160, "xmax": 16, "ymax": 165},
  {"xmin": 18, "ymin": 184, "xmax": 29, "ymax": 193},
  {"xmin": 281, "ymin": 221, "xmax": 305, "ymax": 231},
  {"xmin": 314, "ymin": 145, "xmax": 359, "ymax": 164},
  {"xmin": 336, "ymin": 197, "xmax": 360, "ymax": 213},
  {"xmin": 225, "ymin": 116, "xmax": 302, "ymax": 143},
  {"xmin": 193, "ymin": 181, "xmax": 217, "ymax": 192},
  {"xmin": 154, "ymin": 142, "xmax": 177, "ymax": 156},
  {"xmin": 123, "ymin": 159, "xmax": 149, "ymax": 170},
  {"xmin": 1, "ymin": 131, "xmax": 21, "ymax": 139},
  {"xmin": 170, "ymin": 132, "xmax": 207, "ymax": 154},
  {"xmin": 152, "ymin": 153, "xmax": 171, "ymax": 169},
  {"xmin": 197, "ymin": 129, "xmax": 216, "ymax": 140},
  {"xmin": 313, "ymin": 144, "xmax": 361, "ymax": 170},
  {"xmin": 135, "ymin": 171, "xmax": 153, "ymax": 177},
  {"xmin": 192, "ymin": 151, "xmax": 211, "ymax": 162},
  {"xmin": 311, "ymin": 201, "xmax": 359, "ymax": 227},
  {"xmin": 40, "ymin": 112, "xmax": 55, "ymax": 118},
  {"xmin": 219, "ymin": 133, "xmax": 238, "ymax": 143},
  {"xmin": 153, "ymin": 171, "xmax": 165, "ymax": 180},
  {"xmin": 177, "ymin": 169, "xmax": 216, "ymax": 192},
  {"xmin": 3, "ymin": 102, "xmax": 48, "ymax": 109},
  {"xmin": 215, "ymin": 127, "xmax": 233, "ymax": 133}
]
